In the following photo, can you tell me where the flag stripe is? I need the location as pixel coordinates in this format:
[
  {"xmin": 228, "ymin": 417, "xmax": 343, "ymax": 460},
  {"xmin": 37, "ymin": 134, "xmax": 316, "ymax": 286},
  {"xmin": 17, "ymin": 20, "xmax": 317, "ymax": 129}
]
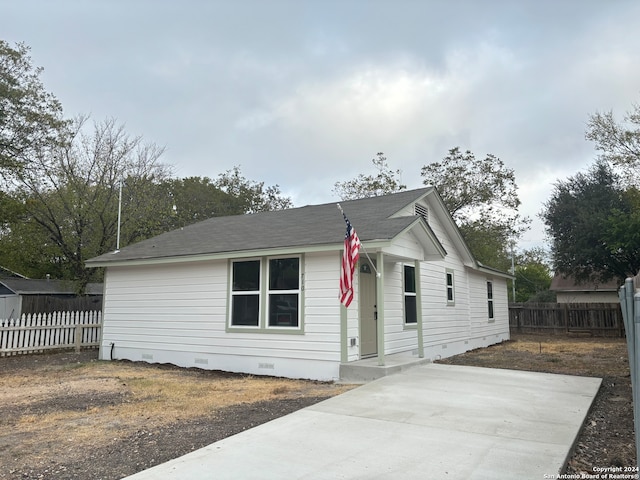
[{"xmin": 340, "ymin": 213, "xmax": 361, "ymax": 307}]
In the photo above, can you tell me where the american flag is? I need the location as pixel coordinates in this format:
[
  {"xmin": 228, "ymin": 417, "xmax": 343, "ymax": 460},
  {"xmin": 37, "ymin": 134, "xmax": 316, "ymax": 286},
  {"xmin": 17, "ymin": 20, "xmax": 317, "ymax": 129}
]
[{"xmin": 340, "ymin": 212, "xmax": 361, "ymax": 307}]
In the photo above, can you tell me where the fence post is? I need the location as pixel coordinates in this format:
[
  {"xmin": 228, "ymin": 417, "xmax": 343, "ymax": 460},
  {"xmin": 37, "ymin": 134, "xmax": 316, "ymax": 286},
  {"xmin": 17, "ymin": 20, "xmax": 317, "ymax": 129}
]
[{"xmin": 75, "ymin": 323, "xmax": 83, "ymax": 353}]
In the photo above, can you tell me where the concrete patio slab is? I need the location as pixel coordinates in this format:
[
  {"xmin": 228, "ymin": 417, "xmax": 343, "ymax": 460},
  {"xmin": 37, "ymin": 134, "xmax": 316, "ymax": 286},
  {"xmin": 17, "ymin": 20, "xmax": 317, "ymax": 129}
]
[{"xmin": 125, "ymin": 364, "xmax": 601, "ymax": 479}]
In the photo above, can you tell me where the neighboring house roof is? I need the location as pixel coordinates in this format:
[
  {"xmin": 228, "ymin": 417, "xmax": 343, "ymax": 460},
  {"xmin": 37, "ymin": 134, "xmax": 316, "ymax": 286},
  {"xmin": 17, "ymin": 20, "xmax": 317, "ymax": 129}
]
[
  {"xmin": 550, "ymin": 274, "xmax": 620, "ymax": 293},
  {"xmin": 0, "ymin": 265, "xmax": 28, "ymax": 278},
  {"xmin": 0, "ymin": 278, "xmax": 103, "ymax": 295},
  {"xmin": 86, "ymin": 187, "xmax": 513, "ymax": 279}
]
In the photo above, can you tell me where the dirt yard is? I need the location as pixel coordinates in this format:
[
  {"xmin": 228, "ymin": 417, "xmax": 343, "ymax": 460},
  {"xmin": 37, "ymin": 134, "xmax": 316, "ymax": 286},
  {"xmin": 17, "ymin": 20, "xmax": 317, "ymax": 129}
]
[
  {"xmin": 0, "ymin": 334, "xmax": 635, "ymax": 479},
  {"xmin": 0, "ymin": 353, "xmax": 354, "ymax": 479}
]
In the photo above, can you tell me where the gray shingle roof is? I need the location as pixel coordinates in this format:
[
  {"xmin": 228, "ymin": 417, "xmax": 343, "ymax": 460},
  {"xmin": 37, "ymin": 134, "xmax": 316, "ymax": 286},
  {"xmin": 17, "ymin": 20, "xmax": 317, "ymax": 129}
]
[
  {"xmin": 87, "ymin": 187, "xmax": 435, "ymax": 265},
  {"xmin": 550, "ymin": 274, "xmax": 620, "ymax": 292},
  {"xmin": 0, "ymin": 278, "xmax": 103, "ymax": 295}
]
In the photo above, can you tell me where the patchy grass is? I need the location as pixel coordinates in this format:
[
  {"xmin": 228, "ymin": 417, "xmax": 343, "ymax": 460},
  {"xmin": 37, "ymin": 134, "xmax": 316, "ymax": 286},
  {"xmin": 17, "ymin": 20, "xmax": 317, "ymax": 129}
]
[{"xmin": 0, "ymin": 354, "xmax": 354, "ymax": 477}]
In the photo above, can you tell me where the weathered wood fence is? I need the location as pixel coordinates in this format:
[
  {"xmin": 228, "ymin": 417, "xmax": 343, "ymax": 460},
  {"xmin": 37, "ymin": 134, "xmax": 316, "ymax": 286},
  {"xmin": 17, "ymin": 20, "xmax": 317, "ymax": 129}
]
[
  {"xmin": 0, "ymin": 311, "xmax": 102, "ymax": 356},
  {"xmin": 509, "ymin": 302, "xmax": 625, "ymax": 337}
]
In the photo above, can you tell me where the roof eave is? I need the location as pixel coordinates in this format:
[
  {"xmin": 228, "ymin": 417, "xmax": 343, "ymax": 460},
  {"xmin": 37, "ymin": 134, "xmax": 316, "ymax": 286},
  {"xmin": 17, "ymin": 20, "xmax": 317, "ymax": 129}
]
[{"xmin": 86, "ymin": 240, "xmax": 393, "ymax": 268}]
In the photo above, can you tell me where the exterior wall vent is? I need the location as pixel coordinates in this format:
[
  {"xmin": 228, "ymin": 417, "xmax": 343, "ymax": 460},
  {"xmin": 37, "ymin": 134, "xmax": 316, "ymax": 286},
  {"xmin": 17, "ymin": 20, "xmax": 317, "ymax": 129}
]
[{"xmin": 414, "ymin": 203, "xmax": 429, "ymax": 222}]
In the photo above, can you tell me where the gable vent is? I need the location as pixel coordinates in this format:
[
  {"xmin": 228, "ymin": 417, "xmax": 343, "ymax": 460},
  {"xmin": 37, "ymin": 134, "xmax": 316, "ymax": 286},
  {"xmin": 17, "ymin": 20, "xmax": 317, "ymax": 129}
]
[{"xmin": 414, "ymin": 203, "xmax": 429, "ymax": 222}]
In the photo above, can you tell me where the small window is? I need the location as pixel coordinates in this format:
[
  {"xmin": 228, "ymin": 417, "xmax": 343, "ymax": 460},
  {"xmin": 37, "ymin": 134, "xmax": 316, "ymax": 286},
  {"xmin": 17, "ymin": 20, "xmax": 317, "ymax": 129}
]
[
  {"xmin": 231, "ymin": 260, "xmax": 261, "ymax": 326},
  {"xmin": 487, "ymin": 281, "xmax": 494, "ymax": 320},
  {"xmin": 268, "ymin": 258, "xmax": 300, "ymax": 327},
  {"xmin": 404, "ymin": 265, "xmax": 417, "ymax": 324},
  {"xmin": 446, "ymin": 270, "xmax": 455, "ymax": 305}
]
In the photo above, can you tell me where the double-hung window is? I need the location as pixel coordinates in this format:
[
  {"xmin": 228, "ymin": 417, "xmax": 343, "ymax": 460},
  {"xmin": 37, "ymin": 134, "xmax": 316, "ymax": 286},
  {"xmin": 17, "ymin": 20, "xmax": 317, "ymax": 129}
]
[
  {"xmin": 268, "ymin": 258, "xmax": 300, "ymax": 327},
  {"xmin": 231, "ymin": 260, "xmax": 261, "ymax": 326},
  {"xmin": 446, "ymin": 269, "xmax": 455, "ymax": 305},
  {"xmin": 487, "ymin": 281, "xmax": 494, "ymax": 320},
  {"xmin": 230, "ymin": 257, "xmax": 301, "ymax": 330},
  {"xmin": 404, "ymin": 265, "xmax": 417, "ymax": 324}
]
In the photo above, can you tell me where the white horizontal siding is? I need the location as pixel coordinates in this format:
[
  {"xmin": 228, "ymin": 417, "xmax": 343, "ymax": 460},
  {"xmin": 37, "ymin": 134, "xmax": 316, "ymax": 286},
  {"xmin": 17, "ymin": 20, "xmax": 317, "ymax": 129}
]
[{"xmin": 100, "ymin": 252, "xmax": 345, "ymax": 380}]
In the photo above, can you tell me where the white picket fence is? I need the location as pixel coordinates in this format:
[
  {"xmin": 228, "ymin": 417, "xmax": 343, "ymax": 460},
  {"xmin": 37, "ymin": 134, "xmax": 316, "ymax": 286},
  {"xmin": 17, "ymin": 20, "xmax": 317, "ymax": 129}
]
[{"xmin": 0, "ymin": 311, "xmax": 102, "ymax": 356}]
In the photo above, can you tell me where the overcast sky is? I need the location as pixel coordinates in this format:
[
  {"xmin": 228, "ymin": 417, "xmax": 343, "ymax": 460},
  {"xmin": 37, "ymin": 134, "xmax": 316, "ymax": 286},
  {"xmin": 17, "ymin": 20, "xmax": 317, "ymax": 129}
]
[{"xmin": 3, "ymin": 0, "xmax": 639, "ymax": 251}]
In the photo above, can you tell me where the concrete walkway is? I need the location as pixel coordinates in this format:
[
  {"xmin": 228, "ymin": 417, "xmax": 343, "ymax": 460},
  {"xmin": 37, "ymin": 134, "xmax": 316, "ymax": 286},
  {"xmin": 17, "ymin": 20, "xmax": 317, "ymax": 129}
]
[{"xmin": 125, "ymin": 364, "xmax": 601, "ymax": 480}]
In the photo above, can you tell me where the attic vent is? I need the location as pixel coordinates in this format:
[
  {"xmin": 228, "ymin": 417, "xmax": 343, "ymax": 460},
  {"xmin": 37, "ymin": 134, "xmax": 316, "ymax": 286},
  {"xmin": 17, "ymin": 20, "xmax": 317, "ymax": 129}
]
[{"xmin": 415, "ymin": 204, "xmax": 429, "ymax": 222}]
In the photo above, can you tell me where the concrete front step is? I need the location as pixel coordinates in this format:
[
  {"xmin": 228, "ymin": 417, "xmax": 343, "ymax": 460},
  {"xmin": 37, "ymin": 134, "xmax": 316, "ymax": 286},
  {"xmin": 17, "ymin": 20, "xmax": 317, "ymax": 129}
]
[{"xmin": 339, "ymin": 352, "xmax": 432, "ymax": 383}]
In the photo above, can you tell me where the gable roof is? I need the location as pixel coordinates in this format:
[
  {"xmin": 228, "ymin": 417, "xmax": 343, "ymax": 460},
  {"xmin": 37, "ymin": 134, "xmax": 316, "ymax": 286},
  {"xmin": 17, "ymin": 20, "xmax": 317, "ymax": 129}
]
[
  {"xmin": 86, "ymin": 187, "xmax": 511, "ymax": 280},
  {"xmin": 87, "ymin": 188, "xmax": 448, "ymax": 267}
]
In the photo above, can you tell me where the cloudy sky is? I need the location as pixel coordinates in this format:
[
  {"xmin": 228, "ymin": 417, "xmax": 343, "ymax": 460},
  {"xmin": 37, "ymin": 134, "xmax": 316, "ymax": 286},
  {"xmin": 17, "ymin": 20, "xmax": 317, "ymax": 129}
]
[{"xmin": 2, "ymin": 0, "xmax": 639, "ymax": 251}]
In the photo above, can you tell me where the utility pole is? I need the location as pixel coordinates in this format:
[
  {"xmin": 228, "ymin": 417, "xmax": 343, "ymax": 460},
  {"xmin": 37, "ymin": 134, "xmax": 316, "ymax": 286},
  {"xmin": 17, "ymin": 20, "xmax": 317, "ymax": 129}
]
[
  {"xmin": 511, "ymin": 242, "xmax": 516, "ymax": 301},
  {"xmin": 115, "ymin": 179, "xmax": 123, "ymax": 252}
]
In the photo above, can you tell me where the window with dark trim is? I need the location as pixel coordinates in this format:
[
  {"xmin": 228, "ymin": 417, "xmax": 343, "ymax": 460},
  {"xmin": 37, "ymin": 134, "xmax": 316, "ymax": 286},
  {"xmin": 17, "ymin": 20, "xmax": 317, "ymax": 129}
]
[
  {"xmin": 230, "ymin": 257, "xmax": 301, "ymax": 329},
  {"xmin": 231, "ymin": 260, "xmax": 261, "ymax": 326},
  {"xmin": 446, "ymin": 270, "xmax": 455, "ymax": 304},
  {"xmin": 268, "ymin": 258, "xmax": 300, "ymax": 327},
  {"xmin": 404, "ymin": 265, "xmax": 417, "ymax": 324},
  {"xmin": 487, "ymin": 281, "xmax": 494, "ymax": 320}
]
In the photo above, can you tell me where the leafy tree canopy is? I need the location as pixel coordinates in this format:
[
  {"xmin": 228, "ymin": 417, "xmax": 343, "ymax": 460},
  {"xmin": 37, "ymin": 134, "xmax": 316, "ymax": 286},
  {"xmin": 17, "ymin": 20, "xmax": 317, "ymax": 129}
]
[
  {"xmin": 214, "ymin": 166, "xmax": 293, "ymax": 213},
  {"xmin": 333, "ymin": 152, "xmax": 406, "ymax": 200},
  {"xmin": 586, "ymin": 101, "xmax": 640, "ymax": 176},
  {"xmin": 0, "ymin": 120, "xmax": 293, "ymax": 283},
  {"xmin": 1, "ymin": 117, "xmax": 171, "ymax": 284},
  {"xmin": 421, "ymin": 147, "xmax": 529, "ymax": 269},
  {"xmin": 541, "ymin": 161, "xmax": 639, "ymax": 284},
  {"xmin": 512, "ymin": 248, "xmax": 554, "ymax": 302},
  {"xmin": 0, "ymin": 40, "xmax": 68, "ymax": 175}
]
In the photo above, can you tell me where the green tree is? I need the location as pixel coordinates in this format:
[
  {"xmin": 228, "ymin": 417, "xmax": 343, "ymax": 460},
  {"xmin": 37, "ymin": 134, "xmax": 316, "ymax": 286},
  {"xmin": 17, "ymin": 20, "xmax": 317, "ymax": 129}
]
[
  {"xmin": 0, "ymin": 41, "xmax": 68, "ymax": 175},
  {"xmin": 214, "ymin": 166, "xmax": 293, "ymax": 213},
  {"xmin": 458, "ymin": 220, "xmax": 512, "ymax": 273},
  {"xmin": 159, "ymin": 176, "xmax": 243, "ymax": 229},
  {"xmin": 513, "ymin": 248, "xmax": 554, "ymax": 302},
  {"xmin": 421, "ymin": 147, "xmax": 529, "ymax": 269},
  {"xmin": 586, "ymin": 101, "xmax": 640, "ymax": 175},
  {"xmin": 2, "ymin": 117, "xmax": 171, "ymax": 284},
  {"xmin": 333, "ymin": 152, "xmax": 406, "ymax": 200},
  {"xmin": 541, "ymin": 161, "xmax": 639, "ymax": 283}
]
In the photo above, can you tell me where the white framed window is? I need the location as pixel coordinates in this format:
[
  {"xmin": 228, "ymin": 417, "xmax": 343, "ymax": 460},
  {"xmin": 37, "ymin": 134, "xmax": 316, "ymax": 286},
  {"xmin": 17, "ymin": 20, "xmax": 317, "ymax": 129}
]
[
  {"xmin": 446, "ymin": 269, "xmax": 455, "ymax": 305},
  {"xmin": 230, "ymin": 256, "xmax": 302, "ymax": 330},
  {"xmin": 487, "ymin": 281, "xmax": 494, "ymax": 320},
  {"xmin": 404, "ymin": 265, "xmax": 417, "ymax": 324}
]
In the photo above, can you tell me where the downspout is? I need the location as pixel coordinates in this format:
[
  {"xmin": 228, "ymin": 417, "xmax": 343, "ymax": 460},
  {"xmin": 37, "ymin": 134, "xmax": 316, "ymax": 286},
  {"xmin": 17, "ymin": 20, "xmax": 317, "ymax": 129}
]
[{"xmin": 376, "ymin": 252, "xmax": 385, "ymax": 366}]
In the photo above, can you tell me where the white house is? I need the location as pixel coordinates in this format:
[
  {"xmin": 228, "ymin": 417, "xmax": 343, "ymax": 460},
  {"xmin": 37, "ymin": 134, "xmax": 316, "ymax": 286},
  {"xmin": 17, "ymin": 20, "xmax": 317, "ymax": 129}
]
[{"xmin": 86, "ymin": 188, "xmax": 511, "ymax": 381}]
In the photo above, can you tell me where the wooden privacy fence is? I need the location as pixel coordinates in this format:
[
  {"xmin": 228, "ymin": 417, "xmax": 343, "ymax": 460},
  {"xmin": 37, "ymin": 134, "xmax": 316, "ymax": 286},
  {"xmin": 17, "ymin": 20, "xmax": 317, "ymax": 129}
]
[
  {"xmin": 509, "ymin": 302, "xmax": 625, "ymax": 337},
  {"xmin": 0, "ymin": 311, "xmax": 102, "ymax": 356}
]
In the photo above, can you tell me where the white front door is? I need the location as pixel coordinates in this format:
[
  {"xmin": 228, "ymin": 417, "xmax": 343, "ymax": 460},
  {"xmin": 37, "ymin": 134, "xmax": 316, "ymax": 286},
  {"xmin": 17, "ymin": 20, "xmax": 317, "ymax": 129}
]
[{"xmin": 359, "ymin": 259, "xmax": 377, "ymax": 357}]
